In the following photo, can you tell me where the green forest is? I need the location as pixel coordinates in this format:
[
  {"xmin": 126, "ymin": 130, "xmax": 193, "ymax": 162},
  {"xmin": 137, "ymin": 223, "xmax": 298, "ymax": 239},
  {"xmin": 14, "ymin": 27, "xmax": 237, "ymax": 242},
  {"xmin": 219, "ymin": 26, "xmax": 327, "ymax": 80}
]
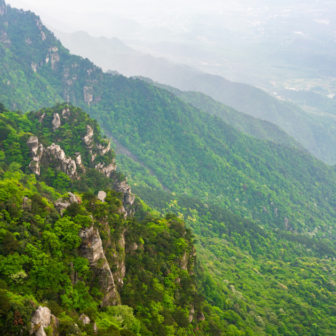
[
  {"xmin": 0, "ymin": 104, "xmax": 228, "ymax": 336},
  {"xmin": 1, "ymin": 1, "xmax": 336, "ymax": 335}
]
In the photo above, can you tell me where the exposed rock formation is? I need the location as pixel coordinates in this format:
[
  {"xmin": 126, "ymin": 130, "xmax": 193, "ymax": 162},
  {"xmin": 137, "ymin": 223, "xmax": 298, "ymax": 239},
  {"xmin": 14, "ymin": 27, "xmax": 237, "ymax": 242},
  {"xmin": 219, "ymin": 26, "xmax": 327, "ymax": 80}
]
[
  {"xmin": 109, "ymin": 229, "xmax": 127, "ymax": 289},
  {"xmin": 75, "ymin": 153, "xmax": 85, "ymax": 173},
  {"xmin": 62, "ymin": 107, "xmax": 70, "ymax": 117},
  {"xmin": 55, "ymin": 192, "xmax": 78, "ymax": 215},
  {"xmin": 31, "ymin": 62, "xmax": 38, "ymax": 72},
  {"xmin": 30, "ymin": 306, "xmax": 59, "ymax": 336},
  {"xmin": 98, "ymin": 190, "xmax": 107, "ymax": 202},
  {"xmin": 22, "ymin": 196, "xmax": 32, "ymax": 210},
  {"xmin": 95, "ymin": 161, "xmax": 117, "ymax": 178},
  {"xmin": 97, "ymin": 140, "xmax": 111, "ymax": 155},
  {"xmin": 114, "ymin": 178, "xmax": 136, "ymax": 217},
  {"xmin": 79, "ymin": 314, "xmax": 90, "ymax": 325},
  {"xmin": 27, "ymin": 136, "xmax": 44, "ymax": 176},
  {"xmin": 75, "ymin": 154, "xmax": 82, "ymax": 166},
  {"xmin": 79, "ymin": 226, "xmax": 120, "ymax": 306},
  {"xmin": 82, "ymin": 125, "xmax": 117, "ymax": 177},
  {"xmin": 38, "ymin": 112, "xmax": 45, "ymax": 123},
  {"xmin": 68, "ymin": 192, "xmax": 78, "ymax": 204},
  {"xmin": 0, "ymin": 3, "xmax": 6, "ymax": 16},
  {"xmin": 48, "ymin": 47, "xmax": 60, "ymax": 70},
  {"xmin": 0, "ymin": 5, "xmax": 10, "ymax": 46},
  {"xmin": 44, "ymin": 143, "xmax": 77, "ymax": 178},
  {"xmin": 27, "ymin": 135, "xmax": 79, "ymax": 179},
  {"xmin": 180, "ymin": 252, "xmax": 189, "ymax": 271},
  {"xmin": 189, "ymin": 305, "xmax": 195, "ymax": 322},
  {"xmin": 83, "ymin": 125, "xmax": 94, "ymax": 147},
  {"xmin": 52, "ymin": 113, "xmax": 61, "ymax": 131}
]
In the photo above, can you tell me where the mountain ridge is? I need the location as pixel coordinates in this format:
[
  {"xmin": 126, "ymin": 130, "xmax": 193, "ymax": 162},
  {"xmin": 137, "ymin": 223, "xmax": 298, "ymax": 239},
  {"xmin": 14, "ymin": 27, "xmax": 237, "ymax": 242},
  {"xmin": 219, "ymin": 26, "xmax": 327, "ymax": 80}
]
[
  {"xmin": 53, "ymin": 28, "xmax": 336, "ymax": 164},
  {"xmin": 133, "ymin": 76, "xmax": 306, "ymax": 151},
  {"xmin": 2, "ymin": 3, "xmax": 336, "ymax": 334}
]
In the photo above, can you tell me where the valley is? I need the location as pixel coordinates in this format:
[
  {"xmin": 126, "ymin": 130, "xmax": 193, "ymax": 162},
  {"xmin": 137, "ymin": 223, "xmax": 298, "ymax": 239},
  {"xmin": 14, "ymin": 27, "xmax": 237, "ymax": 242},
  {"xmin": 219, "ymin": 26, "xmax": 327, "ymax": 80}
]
[{"xmin": 1, "ymin": 0, "xmax": 336, "ymax": 335}]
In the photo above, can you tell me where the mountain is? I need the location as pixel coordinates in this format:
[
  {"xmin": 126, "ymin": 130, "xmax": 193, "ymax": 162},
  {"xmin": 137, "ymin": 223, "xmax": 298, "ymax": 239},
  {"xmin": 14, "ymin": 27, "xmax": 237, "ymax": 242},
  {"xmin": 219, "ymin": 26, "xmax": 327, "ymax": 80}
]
[
  {"xmin": 2, "ymin": 0, "xmax": 336, "ymax": 250},
  {"xmin": 2, "ymin": 2, "xmax": 336, "ymax": 334},
  {"xmin": 134, "ymin": 76, "xmax": 305, "ymax": 150},
  {"xmin": 0, "ymin": 102, "xmax": 223, "ymax": 335},
  {"xmin": 2, "ymin": 104, "xmax": 336, "ymax": 335},
  {"xmin": 54, "ymin": 29, "xmax": 336, "ymax": 165}
]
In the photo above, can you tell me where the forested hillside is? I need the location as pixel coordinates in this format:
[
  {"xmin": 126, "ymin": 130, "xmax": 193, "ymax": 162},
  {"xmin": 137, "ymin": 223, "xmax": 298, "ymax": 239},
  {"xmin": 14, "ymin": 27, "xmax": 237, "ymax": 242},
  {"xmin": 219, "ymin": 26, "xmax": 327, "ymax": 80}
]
[
  {"xmin": 1, "ymin": 2, "xmax": 336, "ymax": 236},
  {"xmin": 2, "ymin": 103, "xmax": 336, "ymax": 335},
  {"xmin": 134, "ymin": 76, "xmax": 304, "ymax": 150},
  {"xmin": 51, "ymin": 25, "xmax": 336, "ymax": 164},
  {"xmin": 0, "ymin": 103, "xmax": 230, "ymax": 336},
  {"xmin": 2, "ymin": 1, "xmax": 336, "ymax": 335}
]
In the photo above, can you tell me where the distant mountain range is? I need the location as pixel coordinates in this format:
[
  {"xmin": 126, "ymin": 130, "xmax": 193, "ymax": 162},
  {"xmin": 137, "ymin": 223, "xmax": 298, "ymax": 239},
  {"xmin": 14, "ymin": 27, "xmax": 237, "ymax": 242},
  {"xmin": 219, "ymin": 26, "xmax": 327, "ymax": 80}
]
[{"xmin": 55, "ymin": 30, "xmax": 336, "ymax": 165}]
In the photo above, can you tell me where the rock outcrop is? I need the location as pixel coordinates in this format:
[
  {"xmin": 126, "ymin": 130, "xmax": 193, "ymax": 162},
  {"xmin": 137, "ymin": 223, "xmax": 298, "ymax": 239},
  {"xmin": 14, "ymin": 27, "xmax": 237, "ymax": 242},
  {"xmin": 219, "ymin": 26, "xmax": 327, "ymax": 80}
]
[
  {"xmin": 114, "ymin": 178, "xmax": 136, "ymax": 217},
  {"xmin": 0, "ymin": 2, "xmax": 6, "ymax": 16},
  {"xmin": 27, "ymin": 136, "xmax": 44, "ymax": 176},
  {"xmin": 97, "ymin": 190, "xmax": 107, "ymax": 203},
  {"xmin": 79, "ymin": 226, "xmax": 120, "ymax": 306},
  {"xmin": 95, "ymin": 161, "xmax": 117, "ymax": 178},
  {"xmin": 30, "ymin": 306, "xmax": 59, "ymax": 336},
  {"xmin": 79, "ymin": 314, "xmax": 90, "ymax": 325},
  {"xmin": 97, "ymin": 140, "xmax": 111, "ymax": 156},
  {"xmin": 27, "ymin": 136, "xmax": 78, "ymax": 179},
  {"xmin": 180, "ymin": 252, "xmax": 189, "ymax": 271},
  {"xmin": 82, "ymin": 125, "xmax": 117, "ymax": 177},
  {"xmin": 48, "ymin": 47, "xmax": 60, "ymax": 70},
  {"xmin": 83, "ymin": 125, "xmax": 94, "ymax": 147},
  {"xmin": 55, "ymin": 192, "xmax": 78, "ymax": 215},
  {"xmin": 52, "ymin": 113, "xmax": 61, "ymax": 131},
  {"xmin": 43, "ymin": 143, "xmax": 77, "ymax": 178},
  {"xmin": 197, "ymin": 312, "xmax": 205, "ymax": 321},
  {"xmin": 189, "ymin": 305, "xmax": 195, "ymax": 323},
  {"xmin": 27, "ymin": 122, "xmax": 118, "ymax": 181},
  {"xmin": 38, "ymin": 112, "xmax": 45, "ymax": 123},
  {"xmin": 62, "ymin": 107, "xmax": 70, "ymax": 118}
]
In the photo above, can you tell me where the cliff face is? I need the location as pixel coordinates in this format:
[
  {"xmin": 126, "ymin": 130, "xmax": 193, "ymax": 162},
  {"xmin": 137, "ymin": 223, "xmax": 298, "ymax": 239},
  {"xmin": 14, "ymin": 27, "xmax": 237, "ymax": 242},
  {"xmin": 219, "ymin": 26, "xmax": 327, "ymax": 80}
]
[{"xmin": 79, "ymin": 226, "xmax": 120, "ymax": 306}]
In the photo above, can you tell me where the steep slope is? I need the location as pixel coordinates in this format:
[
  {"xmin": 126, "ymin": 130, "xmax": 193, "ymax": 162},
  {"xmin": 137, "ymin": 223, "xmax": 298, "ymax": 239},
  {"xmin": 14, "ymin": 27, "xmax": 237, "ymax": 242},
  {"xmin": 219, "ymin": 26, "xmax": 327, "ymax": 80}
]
[
  {"xmin": 52, "ymin": 28, "xmax": 336, "ymax": 164},
  {"xmin": 3, "ymin": 104, "xmax": 336, "ymax": 336},
  {"xmin": 174, "ymin": 74, "xmax": 336, "ymax": 165},
  {"xmin": 1, "ymin": 3, "xmax": 336, "ymax": 241},
  {"xmin": 0, "ymin": 103, "xmax": 221, "ymax": 336},
  {"xmin": 57, "ymin": 29, "xmax": 304, "ymax": 152},
  {"xmin": 2, "ymin": 4, "xmax": 336, "ymax": 334},
  {"xmin": 131, "ymin": 185, "xmax": 336, "ymax": 335},
  {"xmin": 135, "ymin": 76, "xmax": 305, "ymax": 151}
]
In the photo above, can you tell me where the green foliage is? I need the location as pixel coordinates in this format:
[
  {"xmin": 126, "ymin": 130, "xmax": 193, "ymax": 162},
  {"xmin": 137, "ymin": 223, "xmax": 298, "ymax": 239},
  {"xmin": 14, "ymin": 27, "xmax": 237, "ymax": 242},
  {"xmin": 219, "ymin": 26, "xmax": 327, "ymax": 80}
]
[
  {"xmin": 0, "ymin": 156, "xmax": 204, "ymax": 335},
  {"xmin": 2, "ymin": 7, "xmax": 336, "ymax": 334},
  {"xmin": 133, "ymin": 185, "xmax": 336, "ymax": 335},
  {"xmin": 97, "ymin": 306, "xmax": 141, "ymax": 335},
  {"xmin": 52, "ymin": 172, "xmax": 71, "ymax": 192},
  {"xmin": 142, "ymin": 78, "xmax": 305, "ymax": 151}
]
